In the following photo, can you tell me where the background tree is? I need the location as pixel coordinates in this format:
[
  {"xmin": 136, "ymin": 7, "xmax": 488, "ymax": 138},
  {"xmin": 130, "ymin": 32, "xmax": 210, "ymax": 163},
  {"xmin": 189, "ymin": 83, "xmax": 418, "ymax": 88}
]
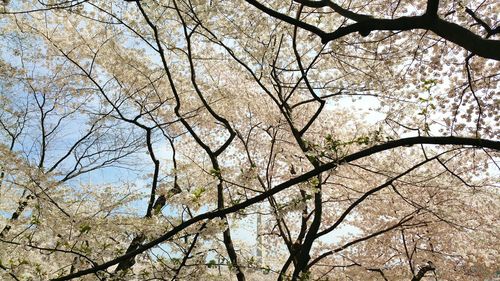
[{"xmin": 0, "ymin": 0, "xmax": 498, "ymax": 280}]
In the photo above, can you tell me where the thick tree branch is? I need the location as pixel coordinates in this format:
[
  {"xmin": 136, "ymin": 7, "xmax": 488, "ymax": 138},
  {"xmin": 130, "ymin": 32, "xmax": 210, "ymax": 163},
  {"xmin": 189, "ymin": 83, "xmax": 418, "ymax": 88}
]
[
  {"xmin": 426, "ymin": 0, "xmax": 439, "ymax": 16},
  {"xmin": 51, "ymin": 136, "xmax": 499, "ymax": 280},
  {"xmin": 319, "ymin": 16, "xmax": 500, "ymax": 60},
  {"xmin": 245, "ymin": 0, "xmax": 500, "ymax": 60},
  {"xmin": 411, "ymin": 262, "xmax": 436, "ymax": 281}
]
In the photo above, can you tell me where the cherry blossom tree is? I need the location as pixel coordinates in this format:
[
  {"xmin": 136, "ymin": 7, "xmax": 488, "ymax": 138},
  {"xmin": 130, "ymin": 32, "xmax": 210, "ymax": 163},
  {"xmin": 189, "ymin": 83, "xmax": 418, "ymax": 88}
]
[{"xmin": 0, "ymin": 0, "xmax": 498, "ymax": 280}]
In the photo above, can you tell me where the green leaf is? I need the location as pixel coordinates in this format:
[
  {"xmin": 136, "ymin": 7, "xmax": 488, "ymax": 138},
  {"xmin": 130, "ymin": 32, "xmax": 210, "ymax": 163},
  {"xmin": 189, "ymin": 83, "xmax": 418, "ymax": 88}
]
[
  {"xmin": 209, "ymin": 168, "xmax": 221, "ymax": 177},
  {"xmin": 263, "ymin": 265, "xmax": 271, "ymax": 274},
  {"xmin": 79, "ymin": 224, "xmax": 91, "ymax": 234},
  {"xmin": 207, "ymin": 259, "xmax": 217, "ymax": 268},
  {"xmin": 192, "ymin": 187, "xmax": 206, "ymax": 201}
]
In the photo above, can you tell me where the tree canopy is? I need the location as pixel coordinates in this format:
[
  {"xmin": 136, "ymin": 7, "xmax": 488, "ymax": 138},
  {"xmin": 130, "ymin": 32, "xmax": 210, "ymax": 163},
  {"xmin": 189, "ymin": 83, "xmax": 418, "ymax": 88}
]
[{"xmin": 0, "ymin": 0, "xmax": 499, "ymax": 280}]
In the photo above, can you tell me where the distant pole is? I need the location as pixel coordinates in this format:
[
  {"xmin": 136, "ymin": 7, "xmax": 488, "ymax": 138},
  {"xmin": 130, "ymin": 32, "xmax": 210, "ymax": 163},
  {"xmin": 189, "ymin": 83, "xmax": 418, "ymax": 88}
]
[{"xmin": 256, "ymin": 208, "xmax": 262, "ymax": 265}]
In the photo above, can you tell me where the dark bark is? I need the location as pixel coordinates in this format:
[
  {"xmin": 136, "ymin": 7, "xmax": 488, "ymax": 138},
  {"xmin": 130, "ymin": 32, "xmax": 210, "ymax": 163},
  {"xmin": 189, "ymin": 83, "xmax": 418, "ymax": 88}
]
[
  {"xmin": 0, "ymin": 194, "xmax": 34, "ymax": 238},
  {"xmin": 411, "ymin": 262, "xmax": 435, "ymax": 281},
  {"xmin": 51, "ymin": 136, "xmax": 499, "ymax": 281},
  {"xmin": 245, "ymin": 0, "xmax": 500, "ymax": 60},
  {"xmin": 114, "ymin": 233, "xmax": 146, "ymax": 273}
]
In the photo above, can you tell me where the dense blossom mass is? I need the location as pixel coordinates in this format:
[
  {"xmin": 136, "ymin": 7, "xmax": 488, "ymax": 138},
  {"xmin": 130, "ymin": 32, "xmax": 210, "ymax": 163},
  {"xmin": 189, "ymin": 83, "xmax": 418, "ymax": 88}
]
[{"xmin": 0, "ymin": 0, "xmax": 498, "ymax": 280}]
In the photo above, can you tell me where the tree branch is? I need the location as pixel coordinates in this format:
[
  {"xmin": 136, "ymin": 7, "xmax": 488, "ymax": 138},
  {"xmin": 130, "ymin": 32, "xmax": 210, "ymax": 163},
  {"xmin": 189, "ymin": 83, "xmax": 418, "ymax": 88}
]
[
  {"xmin": 245, "ymin": 0, "xmax": 500, "ymax": 60},
  {"xmin": 51, "ymin": 136, "xmax": 499, "ymax": 280},
  {"xmin": 411, "ymin": 262, "xmax": 436, "ymax": 281}
]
